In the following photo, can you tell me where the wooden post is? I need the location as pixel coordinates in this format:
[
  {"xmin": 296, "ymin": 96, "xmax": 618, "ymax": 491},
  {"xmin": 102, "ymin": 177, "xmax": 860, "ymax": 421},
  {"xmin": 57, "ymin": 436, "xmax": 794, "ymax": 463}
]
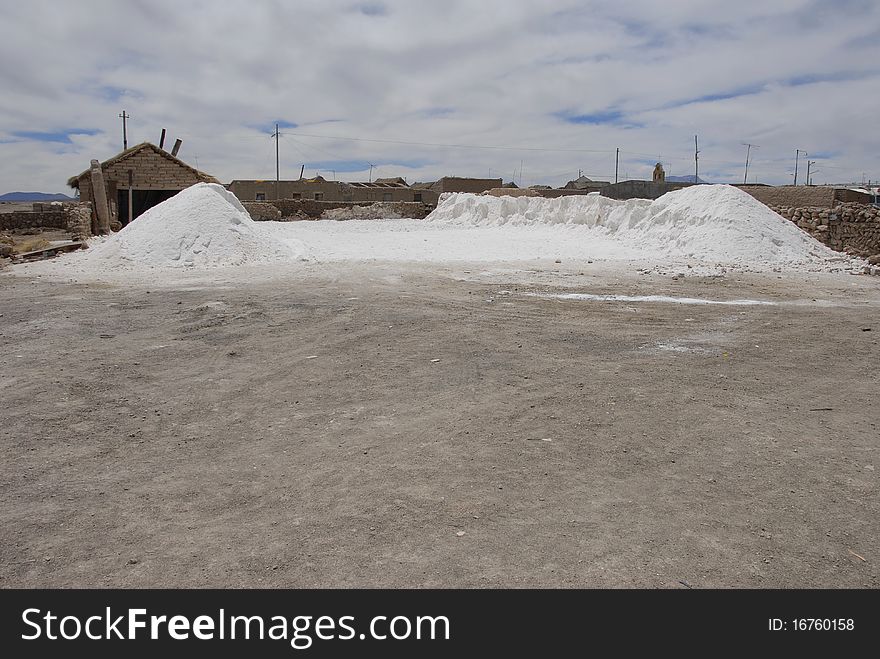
[
  {"xmin": 89, "ymin": 159, "xmax": 111, "ymax": 235},
  {"xmin": 128, "ymin": 169, "xmax": 134, "ymax": 224}
]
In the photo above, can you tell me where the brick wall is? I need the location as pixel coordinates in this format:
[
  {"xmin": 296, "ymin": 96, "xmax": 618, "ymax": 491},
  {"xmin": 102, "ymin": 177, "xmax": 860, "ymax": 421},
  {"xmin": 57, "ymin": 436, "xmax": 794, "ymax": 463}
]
[
  {"xmin": 103, "ymin": 150, "xmax": 206, "ymax": 191},
  {"xmin": 600, "ymin": 180, "xmax": 694, "ymax": 200},
  {"xmin": 75, "ymin": 149, "xmax": 209, "ymax": 204},
  {"xmin": 834, "ymin": 188, "xmax": 874, "ymax": 204},
  {"xmin": 433, "ymin": 177, "xmax": 502, "ymax": 193}
]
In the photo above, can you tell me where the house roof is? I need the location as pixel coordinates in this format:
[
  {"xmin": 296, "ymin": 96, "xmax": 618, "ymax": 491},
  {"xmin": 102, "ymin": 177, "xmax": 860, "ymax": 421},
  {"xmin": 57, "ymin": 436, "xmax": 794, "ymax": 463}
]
[
  {"xmin": 67, "ymin": 142, "xmax": 219, "ymax": 188},
  {"xmin": 347, "ymin": 181, "xmax": 410, "ymax": 189},
  {"xmin": 564, "ymin": 175, "xmax": 609, "ymax": 189}
]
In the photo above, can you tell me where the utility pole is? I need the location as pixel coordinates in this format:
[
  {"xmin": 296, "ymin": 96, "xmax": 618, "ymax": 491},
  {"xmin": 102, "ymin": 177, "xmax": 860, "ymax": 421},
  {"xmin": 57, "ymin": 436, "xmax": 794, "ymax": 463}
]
[
  {"xmin": 794, "ymin": 149, "xmax": 806, "ymax": 185},
  {"xmin": 119, "ymin": 110, "xmax": 130, "ymax": 150},
  {"xmin": 368, "ymin": 163, "xmax": 375, "ymax": 183},
  {"xmin": 615, "ymin": 148, "xmax": 619, "ymax": 184},
  {"xmin": 694, "ymin": 135, "xmax": 699, "ymax": 183},
  {"xmin": 806, "ymin": 160, "xmax": 816, "ymax": 185},
  {"xmin": 742, "ymin": 143, "xmax": 758, "ymax": 184},
  {"xmin": 127, "ymin": 169, "xmax": 133, "ymax": 225},
  {"xmin": 271, "ymin": 123, "xmax": 281, "ymax": 199}
]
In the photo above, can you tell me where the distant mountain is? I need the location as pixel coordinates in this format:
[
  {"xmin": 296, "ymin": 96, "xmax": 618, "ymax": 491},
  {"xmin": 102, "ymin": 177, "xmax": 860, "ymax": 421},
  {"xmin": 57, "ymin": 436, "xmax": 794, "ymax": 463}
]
[
  {"xmin": 665, "ymin": 175, "xmax": 710, "ymax": 184},
  {"xmin": 0, "ymin": 192, "xmax": 75, "ymax": 202}
]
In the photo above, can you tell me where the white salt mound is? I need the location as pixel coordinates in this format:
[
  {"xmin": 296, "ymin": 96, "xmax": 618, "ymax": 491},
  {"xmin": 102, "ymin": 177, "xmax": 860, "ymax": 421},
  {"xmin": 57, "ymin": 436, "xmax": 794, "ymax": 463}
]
[
  {"xmin": 428, "ymin": 185, "xmax": 841, "ymax": 268},
  {"xmin": 81, "ymin": 183, "xmax": 298, "ymax": 268}
]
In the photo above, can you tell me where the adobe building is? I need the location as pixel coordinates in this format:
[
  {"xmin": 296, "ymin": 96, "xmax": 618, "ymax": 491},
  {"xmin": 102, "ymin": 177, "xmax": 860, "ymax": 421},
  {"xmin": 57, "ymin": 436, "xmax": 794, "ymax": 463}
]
[
  {"xmin": 67, "ymin": 142, "xmax": 218, "ymax": 226},
  {"xmin": 562, "ymin": 175, "xmax": 609, "ymax": 193},
  {"xmin": 413, "ymin": 177, "xmax": 502, "ymax": 194},
  {"xmin": 227, "ymin": 177, "xmax": 439, "ymax": 205}
]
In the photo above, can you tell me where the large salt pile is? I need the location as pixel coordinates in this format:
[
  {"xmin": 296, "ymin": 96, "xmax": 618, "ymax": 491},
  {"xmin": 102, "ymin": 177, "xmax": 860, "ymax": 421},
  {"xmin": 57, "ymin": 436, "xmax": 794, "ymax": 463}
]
[
  {"xmin": 78, "ymin": 183, "xmax": 298, "ymax": 269},
  {"xmin": 428, "ymin": 185, "xmax": 840, "ymax": 269}
]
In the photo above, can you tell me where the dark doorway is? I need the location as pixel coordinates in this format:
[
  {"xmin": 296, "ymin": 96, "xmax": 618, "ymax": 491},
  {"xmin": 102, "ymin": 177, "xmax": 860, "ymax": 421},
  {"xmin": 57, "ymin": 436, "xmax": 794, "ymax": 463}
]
[{"xmin": 117, "ymin": 189, "xmax": 181, "ymax": 226}]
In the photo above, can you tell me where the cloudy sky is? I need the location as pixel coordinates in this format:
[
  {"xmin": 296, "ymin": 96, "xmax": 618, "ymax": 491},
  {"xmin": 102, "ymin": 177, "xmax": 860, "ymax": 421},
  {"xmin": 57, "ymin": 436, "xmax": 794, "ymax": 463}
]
[{"xmin": 1, "ymin": 0, "xmax": 878, "ymax": 193}]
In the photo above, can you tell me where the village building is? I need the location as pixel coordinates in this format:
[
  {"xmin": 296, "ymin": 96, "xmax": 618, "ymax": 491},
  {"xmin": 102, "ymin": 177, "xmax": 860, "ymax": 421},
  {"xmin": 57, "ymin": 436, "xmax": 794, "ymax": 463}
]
[
  {"xmin": 226, "ymin": 177, "xmax": 439, "ymax": 205},
  {"xmin": 412, "ymin": 177, "xmax": 502, "ymax": 194},
  {"xmin": 562, "ymin": 175, "xmax": 609, "ymax": 193},
  {"xmin": 67, "ymin": 142, "xmax": 218, "ymax": 226}
]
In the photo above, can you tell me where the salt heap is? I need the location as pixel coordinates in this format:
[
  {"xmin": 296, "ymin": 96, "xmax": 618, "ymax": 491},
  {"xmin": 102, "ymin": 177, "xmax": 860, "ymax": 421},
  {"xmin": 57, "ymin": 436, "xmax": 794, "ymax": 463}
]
[
  {"xmin": 80, "ymin": 183, "xmax": 298, "ymax": 268},
  {"xmin": 428, "ymin": 185, "xmax": 840, "ymax": 269}
]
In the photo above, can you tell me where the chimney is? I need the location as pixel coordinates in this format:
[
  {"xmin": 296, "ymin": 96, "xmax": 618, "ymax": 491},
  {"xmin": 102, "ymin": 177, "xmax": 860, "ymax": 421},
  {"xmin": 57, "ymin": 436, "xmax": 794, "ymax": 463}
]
[
  {"xmin": 171, "ymin": 139, "xmax": 182, "ymax": 157},
  {"xmin": 159, "ymin": 128, "xmax": 166, "ymax": 150}
]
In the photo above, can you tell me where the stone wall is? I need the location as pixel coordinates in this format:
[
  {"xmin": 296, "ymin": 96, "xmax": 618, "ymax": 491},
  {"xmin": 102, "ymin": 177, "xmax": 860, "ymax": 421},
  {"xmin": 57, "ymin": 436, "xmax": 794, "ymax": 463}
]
[
  {"xmin": 0, "ymin": 202, "xmax": 94, "ymax": 238},
  {"xmin": 0, "ymin": 209, "xmax": 67, "ymax": 231},
  {"xmin": 267, "ymin": 199, "xmax": 432, "ymax": 219},
  {"xmin": 64, "ymin": 203, "xmax": 93, "ymax": 240},
  {"xmin": 482, "ymin": 188, "xmax": 541, "ymax": 198},
  {"xmin": 242, "ymin": 202, "xmax": 282, "ymax": 221},
  {"xmin": 771, "ymin": 203, "xmax": 880, "ymax": 258}
]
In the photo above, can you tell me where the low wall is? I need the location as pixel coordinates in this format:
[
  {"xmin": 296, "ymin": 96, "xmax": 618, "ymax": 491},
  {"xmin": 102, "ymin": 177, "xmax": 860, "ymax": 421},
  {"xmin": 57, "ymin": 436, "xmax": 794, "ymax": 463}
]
[
  {"xmin": 241, "ymin": 202, "xmax": 282, "ymax": 221},
  {"xmin": 0, "ymin": 210, "xmax": 67, "ymax": 231},
  {"xmin": 482, "ymin": 188, "xmax": 600, "ymax": 199},
  {"xmin": 740, "ymin": 185, "xmax": 836, "ymax": 209},
  {"xmin": 601, "ymin": 180, "xmax": 694, "ymax": 200},
  {"xmin": 482, "ymin": 188, "xmax": 541, "ymax": 198},
  {"xmin": 771, "ymin": 203, "xmax": 880, "ymax": 257},
  {"xmin": 268, "ymin": 199, "xmax": 432, "ymax": 219},
  {"xmin": 535, "ymin": 189, "xmax": 600, "ymax": 199},
  {"xmin": 0, "ymin": 202, "xmax": 93, "ymax": 238}
]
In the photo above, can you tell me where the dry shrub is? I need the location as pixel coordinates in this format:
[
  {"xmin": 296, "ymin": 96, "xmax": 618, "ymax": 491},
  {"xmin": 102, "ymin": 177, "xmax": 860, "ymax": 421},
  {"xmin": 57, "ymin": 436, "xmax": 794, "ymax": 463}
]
[{"xmin": 13, "ymin": 237, "xmax": 51, "ymax": 254}]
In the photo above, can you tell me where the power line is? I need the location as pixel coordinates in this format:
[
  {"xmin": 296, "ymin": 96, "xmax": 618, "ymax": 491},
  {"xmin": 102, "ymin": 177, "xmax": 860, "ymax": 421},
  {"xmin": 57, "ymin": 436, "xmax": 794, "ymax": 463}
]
[
  {"xmin": 288, "ymin": 131, "xmax": 615, "ymax": 154},
  {"xmin": 286, "ymin": 136, "xmax": 374, "ymax": 174},
  {"xmin": 271, "ymin": 123, "xmax": 281, "ymax": 199}
]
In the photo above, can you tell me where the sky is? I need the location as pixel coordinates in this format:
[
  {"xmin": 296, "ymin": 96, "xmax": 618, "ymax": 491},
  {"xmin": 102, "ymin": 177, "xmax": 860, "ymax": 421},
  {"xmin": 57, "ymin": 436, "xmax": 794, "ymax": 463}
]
[{"xmin": 1, "ymin": 0, "xmax": 878, "ymax": 193}]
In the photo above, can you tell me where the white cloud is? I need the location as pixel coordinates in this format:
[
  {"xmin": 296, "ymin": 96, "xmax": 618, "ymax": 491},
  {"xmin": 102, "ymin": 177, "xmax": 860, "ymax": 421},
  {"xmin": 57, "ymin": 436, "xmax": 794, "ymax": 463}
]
[{"xmin": 1, "ymin": 0, "xmax": 878, "ymax": 192}]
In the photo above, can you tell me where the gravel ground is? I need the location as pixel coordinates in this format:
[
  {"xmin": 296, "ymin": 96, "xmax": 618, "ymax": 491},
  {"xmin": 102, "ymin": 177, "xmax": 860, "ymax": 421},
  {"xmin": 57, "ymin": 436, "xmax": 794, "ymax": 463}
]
[{"xmin": 1, "ymin": 261, "xmax": 878, "ymax": 587}]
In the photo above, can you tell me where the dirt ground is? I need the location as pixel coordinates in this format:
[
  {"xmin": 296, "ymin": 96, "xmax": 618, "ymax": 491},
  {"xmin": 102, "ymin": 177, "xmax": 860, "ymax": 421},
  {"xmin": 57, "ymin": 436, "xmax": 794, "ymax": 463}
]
[{"xmin": 1, "ymin": 261, "xmax": 878, "ymax": 588}]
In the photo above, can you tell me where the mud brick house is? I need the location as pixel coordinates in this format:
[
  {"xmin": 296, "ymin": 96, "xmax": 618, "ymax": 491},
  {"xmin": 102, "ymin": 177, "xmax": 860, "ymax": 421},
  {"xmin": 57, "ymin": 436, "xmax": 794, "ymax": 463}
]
[
  {"xmin": 412, "ymin": 176, "xmax": 502, "ymax": 194},
  {"xmin": 227, "ymin": 177, "xmax": 440, "ymax": 205},
  {"xmin": 67, "ymin": 142, "xmax": 218, "ymax": 225}
]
